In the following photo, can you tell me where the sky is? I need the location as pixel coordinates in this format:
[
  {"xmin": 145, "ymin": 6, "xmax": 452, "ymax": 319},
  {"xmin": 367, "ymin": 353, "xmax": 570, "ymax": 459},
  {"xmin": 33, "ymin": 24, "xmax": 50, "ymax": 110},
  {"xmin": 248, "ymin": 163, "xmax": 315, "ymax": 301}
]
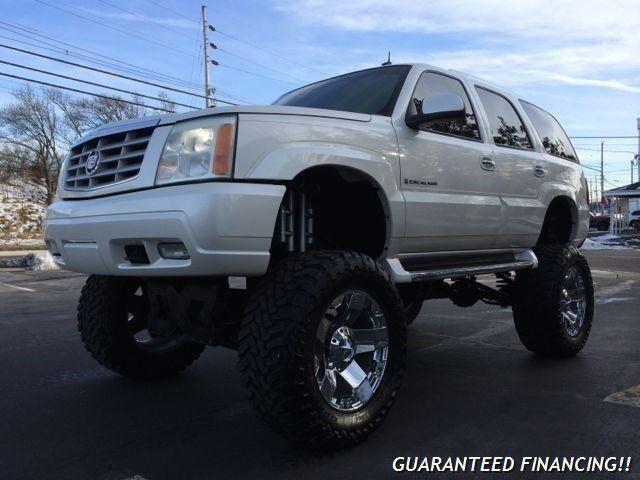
[{"xmin": 0, "ymin": 0, "xmax": 638, "ymax": 189}]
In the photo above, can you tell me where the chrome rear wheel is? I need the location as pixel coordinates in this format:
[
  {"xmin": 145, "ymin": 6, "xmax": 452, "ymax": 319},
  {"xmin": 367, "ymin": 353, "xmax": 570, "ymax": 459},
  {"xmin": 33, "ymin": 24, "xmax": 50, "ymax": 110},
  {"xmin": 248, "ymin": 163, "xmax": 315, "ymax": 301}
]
[{"xmin": 560, "ymin": 266, "xmax": 587, "ymax": 337}]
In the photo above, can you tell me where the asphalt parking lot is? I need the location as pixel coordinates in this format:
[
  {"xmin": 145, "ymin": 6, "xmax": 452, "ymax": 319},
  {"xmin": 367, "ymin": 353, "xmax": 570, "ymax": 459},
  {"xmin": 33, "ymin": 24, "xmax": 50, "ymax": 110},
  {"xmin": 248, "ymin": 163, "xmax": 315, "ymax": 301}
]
[{"xmin": 1, "ymin": 249, "xmax": 640, "ymax": 480}]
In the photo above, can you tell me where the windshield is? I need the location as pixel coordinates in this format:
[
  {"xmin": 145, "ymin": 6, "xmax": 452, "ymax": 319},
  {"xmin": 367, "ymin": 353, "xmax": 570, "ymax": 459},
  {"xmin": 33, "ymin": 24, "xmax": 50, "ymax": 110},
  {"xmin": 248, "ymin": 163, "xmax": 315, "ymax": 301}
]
[{"xmin": 273, "ymin": 65, "xmax": 411, "ymax": 116}]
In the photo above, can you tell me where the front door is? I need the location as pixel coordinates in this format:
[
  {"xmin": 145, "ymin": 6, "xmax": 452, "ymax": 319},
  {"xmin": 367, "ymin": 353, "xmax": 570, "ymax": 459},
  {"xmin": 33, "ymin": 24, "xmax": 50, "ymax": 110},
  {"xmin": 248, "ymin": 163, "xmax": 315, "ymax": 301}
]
[{"xmin": 395, "ymin": 71, "xmax": 502, "ymax": 253}]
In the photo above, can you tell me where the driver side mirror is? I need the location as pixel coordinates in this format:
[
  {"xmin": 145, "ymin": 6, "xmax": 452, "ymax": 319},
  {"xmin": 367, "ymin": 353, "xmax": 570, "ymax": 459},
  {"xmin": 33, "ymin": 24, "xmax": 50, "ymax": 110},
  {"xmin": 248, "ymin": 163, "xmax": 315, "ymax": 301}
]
[{"xmin": 406, "ymin": 92, "xmax": 466, "ymax": 130}]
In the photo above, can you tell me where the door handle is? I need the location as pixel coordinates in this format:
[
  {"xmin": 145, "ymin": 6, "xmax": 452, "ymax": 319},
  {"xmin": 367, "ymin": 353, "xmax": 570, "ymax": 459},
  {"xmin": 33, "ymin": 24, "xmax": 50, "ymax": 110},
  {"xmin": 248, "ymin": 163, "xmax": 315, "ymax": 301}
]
[
  {"xmin": 534, "ymin": 165, "xmax": 546, "ymax": 177},
  {"xmin": 480, "ymin": 157, "xmax": 495, "ymax": 171}
]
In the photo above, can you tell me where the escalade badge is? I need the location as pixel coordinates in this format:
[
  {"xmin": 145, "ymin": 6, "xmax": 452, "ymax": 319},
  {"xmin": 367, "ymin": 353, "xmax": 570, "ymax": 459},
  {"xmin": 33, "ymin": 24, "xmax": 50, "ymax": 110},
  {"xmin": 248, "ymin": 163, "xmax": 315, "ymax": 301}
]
[{"xmin": 85, "ymin": 150, "xmax": 101, "ymax": 176}]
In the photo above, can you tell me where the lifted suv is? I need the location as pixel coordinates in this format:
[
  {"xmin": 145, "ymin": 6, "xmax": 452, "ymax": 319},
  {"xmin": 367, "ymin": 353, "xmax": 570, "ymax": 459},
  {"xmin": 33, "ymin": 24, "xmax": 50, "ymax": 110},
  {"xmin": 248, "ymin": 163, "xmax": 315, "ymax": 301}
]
[{"xmin": 44, "ymin": 64, "xmax": 594, "ymax": 449}]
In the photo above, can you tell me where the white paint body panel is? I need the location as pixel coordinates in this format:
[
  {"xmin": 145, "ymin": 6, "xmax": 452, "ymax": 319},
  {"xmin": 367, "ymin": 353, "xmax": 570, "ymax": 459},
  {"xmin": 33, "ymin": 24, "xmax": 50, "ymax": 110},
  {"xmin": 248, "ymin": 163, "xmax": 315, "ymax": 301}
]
[
  {"xmin": 45, "ymin": 63, "xmax": 588, "ymax": 277},
  {"xmin": 45, "ymin": 182, "xmax": 285, "ymax": 276}
]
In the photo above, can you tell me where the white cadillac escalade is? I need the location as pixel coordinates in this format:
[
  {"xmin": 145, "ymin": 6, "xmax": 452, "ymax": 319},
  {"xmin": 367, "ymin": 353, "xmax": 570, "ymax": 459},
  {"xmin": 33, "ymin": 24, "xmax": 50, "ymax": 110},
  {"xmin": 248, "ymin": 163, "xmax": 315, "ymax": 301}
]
[{"xmin": 43, "ymin": 63, "xmax": 594, "ymax": 449}]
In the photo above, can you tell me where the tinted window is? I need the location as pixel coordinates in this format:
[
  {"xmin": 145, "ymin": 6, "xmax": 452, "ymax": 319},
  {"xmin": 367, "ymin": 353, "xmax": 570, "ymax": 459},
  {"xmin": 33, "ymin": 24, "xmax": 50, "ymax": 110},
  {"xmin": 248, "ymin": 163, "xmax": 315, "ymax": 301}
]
[
  {"xmin": 408, "ymin": 72, "xmax": 480, "ymax": 140},
  {"xmin": 475, "ymin": 87, "xmax": 532, "ymax": 149},
  {"xmin": 273, "ymin": 65, "xmax": 411, "ymax": 116},
  {"xmin": 520, "ymin": 101, "xmax": 578, "ymax": 162},
  {"xmin": 632, "ymin": 210, "xmax": 640, "ymax": 215}
]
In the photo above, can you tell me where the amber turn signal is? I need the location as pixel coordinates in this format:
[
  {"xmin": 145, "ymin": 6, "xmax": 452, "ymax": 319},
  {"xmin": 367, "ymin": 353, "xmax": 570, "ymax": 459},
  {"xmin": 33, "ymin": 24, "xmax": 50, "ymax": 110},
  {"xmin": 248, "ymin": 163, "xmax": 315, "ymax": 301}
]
[{"xmin": 213, "ymin": 123, "xmax": 235, "ymax": 176}]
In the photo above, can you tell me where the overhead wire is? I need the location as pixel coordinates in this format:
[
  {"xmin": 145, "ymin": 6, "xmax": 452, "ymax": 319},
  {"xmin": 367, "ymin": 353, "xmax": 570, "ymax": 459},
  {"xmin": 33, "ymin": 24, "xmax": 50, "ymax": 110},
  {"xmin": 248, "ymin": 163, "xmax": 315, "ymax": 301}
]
[
  {"xmin": 0, "ymin": 71, "xmax": 175, "ymax": 112},
  {"xmin": 0, "ymin": 22, "xmax": 205, "ymax": 89},
  {"xmin": 96, "ymin": 0, "xmax": 196, "ymax": 41},
  {"xmin": 0, "ymin": 59, "xmax": 197, "ymax": 109},
  {"xmin": 35, "ymin": 0, "xmax": 196, "ymax": 58},
  {"xmin": 0, "ymin": 43, "xmax": 210, "ymax": 100},
  {"xmin": 142, "ymin": 0, "xmax": 323, "ymax": 75}
]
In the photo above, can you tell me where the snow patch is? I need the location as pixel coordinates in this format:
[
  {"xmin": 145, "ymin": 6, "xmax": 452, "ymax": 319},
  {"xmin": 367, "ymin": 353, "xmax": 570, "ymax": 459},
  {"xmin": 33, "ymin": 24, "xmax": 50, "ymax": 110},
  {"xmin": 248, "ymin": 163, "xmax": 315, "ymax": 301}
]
[
  {"xmin": 580, "ymin": 237, "xmax": 629, "ymax": 250},
  {"xmin": 0, "ymin": 182, "xmax": 46, "ymax": 248},
  {"xmin": 0, "ymin": 252, "xmax": 59, "ymax": 271}
]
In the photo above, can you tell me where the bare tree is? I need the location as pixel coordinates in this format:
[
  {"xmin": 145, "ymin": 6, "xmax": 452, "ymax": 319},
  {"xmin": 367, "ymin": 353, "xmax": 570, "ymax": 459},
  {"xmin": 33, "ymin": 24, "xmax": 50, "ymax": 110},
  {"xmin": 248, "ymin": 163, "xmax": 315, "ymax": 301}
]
[
  {"xmin": 0, "ymin": 86, "xmax": 177, "ymax": 204},
  {"xmin": 0, "ymin": 86, "xmax": 66, "ymax": 204}
]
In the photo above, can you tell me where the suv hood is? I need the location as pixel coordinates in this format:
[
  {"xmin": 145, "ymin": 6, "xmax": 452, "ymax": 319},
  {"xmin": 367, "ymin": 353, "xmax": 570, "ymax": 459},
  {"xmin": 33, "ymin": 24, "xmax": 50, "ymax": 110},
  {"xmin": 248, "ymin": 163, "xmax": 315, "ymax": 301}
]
[
  {"xmin": 76, "ymin": 105, "xmax": 372, "ymax": 147},
  {"xmin": 160, "ymin": 105, "xmax": 372, "ymax": 125}
]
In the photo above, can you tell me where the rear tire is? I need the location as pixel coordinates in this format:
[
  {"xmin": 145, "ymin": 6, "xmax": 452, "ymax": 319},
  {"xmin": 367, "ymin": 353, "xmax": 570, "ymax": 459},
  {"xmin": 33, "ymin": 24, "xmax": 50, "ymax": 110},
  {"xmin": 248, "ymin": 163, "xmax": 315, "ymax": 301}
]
[
  {"xmin": 402, "ymin": 299, "xmax": 423, "ymax": 325},
  {"xmin": 512, "ymin": 245, "xmax": 594, "ymax": 357},
  {"xmin": 78, "ymin": 276, "xmax": 205, "ymax": 379},
  {"xmin": 397, "ymin": 284, "xmax": 424, "ymax": 325},
  {"xmin": 238, "ymin": 251, "xmax": 406, "ymax": 449}
]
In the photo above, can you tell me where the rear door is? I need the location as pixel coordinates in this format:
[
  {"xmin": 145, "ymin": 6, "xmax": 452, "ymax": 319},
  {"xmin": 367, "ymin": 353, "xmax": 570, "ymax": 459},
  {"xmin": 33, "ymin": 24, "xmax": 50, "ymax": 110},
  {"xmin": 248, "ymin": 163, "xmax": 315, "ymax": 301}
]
[
  {"xmin": 394, "ymin": 71, "xmax": 501, "ymax": 252},
  {"xmin": 519, "ymin": 101, "xmax": 585, "ymax": 238},
  {"xmin": 472, "ymin": 86, "xmax": 544, "ymax": 248}
]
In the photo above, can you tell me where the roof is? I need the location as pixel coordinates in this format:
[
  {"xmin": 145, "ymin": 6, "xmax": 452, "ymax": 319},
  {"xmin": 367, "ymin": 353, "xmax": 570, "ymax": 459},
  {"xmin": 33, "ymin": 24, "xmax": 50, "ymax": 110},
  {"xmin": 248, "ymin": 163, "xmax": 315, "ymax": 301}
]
[{"xmin": 604, "ymin": 181, "xmax": 640, "ymax": 197}]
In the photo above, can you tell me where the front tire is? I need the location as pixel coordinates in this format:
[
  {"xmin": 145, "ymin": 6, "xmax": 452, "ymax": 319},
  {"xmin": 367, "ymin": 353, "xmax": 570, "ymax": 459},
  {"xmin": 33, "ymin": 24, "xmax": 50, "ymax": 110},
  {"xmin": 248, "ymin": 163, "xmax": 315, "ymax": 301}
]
[
  {"xmin": 238, "ymin": 251, "xmax": 406, "ymax": 449},
  {"xmin": 512, "ymin": 245, "xmax": 594, "ymax": 357},
  {"xmin": 78, "ymin": 276, "xmax": 205, "ymax": 379}
]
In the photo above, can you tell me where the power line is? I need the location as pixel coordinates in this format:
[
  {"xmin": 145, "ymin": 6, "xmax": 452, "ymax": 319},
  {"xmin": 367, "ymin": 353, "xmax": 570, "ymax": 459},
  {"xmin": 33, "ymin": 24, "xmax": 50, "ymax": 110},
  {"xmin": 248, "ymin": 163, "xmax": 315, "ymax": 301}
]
[
  {"xmin": 0, "ymin": 42, "xmax": 214, "ymax": 102},
  {"xmin": 35, "ymin": 0, "xmax": 196, "ymax": 59},
  {"xmin": 142, "ymin": 0, "xmax": 322, "ymax": 75},
  {"xmin": 217, "ymin": 47, "xmax": 308, "ymax": 83},
  {"xmin": 0, "ymin": 21, "xmax": 204, "ymax": 90},
  {"xmin": 96, "ymin": 0, "xmax": 196, "ymax": 41},
  {"xmin": 0, "ymin": 59, "xmax": 196, "ymax": 109},
  {"xmin": 581, "ymin": 164, "xmax": 602, "ymax": 173},
  {"xmin": 6, "ymin": 8, "xmax": 294, "ymax": 93},
  {"xmin": 570, "ymin": 135, "xmax": 640, "ymax": 139},
  {"xmin": 574, "ymin": 143, "xmax": 639, "ymax": 147},
  {"xmin": 0, "ymin": 30, "xmax": 252, "ymax": 104},
  {"xmin": 0, "ymin": 71, "xmax": 174, "ymax": 112},
  {"xmin": 213, "ymin": 87, "xmax": 252, "ymax": 104},
  {"xmin": 218, "ymin": 63, "xmax": 298, "ymax": 85},
  {"xmin": 575, "ymin": 147, "xmax": 637, "ymax": 154},
  {"xmin": 143, "ymin": 0, "xmax": 197, "ymax": 24},
  {"xmin": 215, "ymin": 29, "xmax": 323, "ymax": 75}
]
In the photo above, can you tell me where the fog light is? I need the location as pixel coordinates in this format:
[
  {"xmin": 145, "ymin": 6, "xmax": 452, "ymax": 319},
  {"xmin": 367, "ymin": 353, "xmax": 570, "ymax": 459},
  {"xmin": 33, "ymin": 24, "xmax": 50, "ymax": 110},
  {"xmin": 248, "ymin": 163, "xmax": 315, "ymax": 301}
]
[
  {"xmin": 45, "ymin": 239, "xmax": 60, "ymax": 257},
  {"xmin": 158, "ymin": 242, "xmax": 190, "ymax": 260}
]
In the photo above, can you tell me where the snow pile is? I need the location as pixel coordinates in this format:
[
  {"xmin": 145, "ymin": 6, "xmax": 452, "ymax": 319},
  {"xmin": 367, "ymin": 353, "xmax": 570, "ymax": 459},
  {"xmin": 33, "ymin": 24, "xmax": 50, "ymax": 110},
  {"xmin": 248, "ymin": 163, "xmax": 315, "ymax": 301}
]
[
  {"xmin": 0, "ymin": 251, "xmax": 59, "ymax": 271},
  {"xmin": 0, "ymin": 183, "xmax": 47, "ymax": 248},
  {"xmin": 581, "ymin": 236, "xmax": 629, "ymax": 250}
]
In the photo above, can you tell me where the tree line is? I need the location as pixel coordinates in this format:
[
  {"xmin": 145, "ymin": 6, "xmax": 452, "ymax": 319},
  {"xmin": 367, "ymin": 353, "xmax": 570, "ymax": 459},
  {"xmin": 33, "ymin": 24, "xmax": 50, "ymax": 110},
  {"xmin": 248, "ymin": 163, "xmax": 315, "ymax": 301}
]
[{"xmin": 0, "ymin": 86, "xmax": 176, "ymax": 205}]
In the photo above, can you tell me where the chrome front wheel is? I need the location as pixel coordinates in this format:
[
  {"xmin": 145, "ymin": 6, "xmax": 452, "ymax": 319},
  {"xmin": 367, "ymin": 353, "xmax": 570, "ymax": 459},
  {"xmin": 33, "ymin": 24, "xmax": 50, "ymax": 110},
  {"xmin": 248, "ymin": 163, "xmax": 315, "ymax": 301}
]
[
  {"xmin": 238, "ymin": 251, "xmax": 407, "ymax": 449},
  {"xmin": 314, "ymin": 290, "xmax": 389, "ymax": 411}
]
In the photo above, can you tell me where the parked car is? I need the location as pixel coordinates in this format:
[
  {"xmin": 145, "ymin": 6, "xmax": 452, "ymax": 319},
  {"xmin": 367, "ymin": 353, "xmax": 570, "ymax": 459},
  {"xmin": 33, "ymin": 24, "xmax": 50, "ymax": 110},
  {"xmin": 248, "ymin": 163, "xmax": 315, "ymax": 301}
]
[
  {"xmin": 629, "ymin": 210, "xmax": 640, "ymax": 230},
  {"xmin": 43, "ymin": 63, "xmax": 594, "ymax": 449},
  {"xmin": 589, "ymin": 211, "xmax": 610, "ymax": 231}
]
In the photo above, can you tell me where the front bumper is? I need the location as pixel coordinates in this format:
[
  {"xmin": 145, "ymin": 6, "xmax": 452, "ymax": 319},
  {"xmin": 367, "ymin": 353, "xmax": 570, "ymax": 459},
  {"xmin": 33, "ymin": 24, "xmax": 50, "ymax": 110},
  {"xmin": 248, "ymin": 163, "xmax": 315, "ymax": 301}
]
[{"xmin": 43, "ymin": 182, "xmax": 286, "ymax": 277}]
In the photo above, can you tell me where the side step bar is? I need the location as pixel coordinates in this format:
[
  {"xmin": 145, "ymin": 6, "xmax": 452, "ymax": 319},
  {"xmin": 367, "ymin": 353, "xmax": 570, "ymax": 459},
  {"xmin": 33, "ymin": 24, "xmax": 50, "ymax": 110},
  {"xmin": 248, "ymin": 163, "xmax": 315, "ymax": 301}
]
[{"xmin": 385, "ymin": 250, "xmax": 538, "ymax": 284}]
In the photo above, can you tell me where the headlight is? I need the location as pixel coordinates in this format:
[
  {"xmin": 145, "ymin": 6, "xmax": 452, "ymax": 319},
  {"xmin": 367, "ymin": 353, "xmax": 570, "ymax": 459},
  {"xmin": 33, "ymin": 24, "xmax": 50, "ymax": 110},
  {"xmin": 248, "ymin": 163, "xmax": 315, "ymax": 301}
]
[
  {"xmin": 156, "ymin": 116, "xmax": 236, "ymax": 185},
  {"xmin": 55, "ymin": 152, "xmax": 71, "ymax": 198}
]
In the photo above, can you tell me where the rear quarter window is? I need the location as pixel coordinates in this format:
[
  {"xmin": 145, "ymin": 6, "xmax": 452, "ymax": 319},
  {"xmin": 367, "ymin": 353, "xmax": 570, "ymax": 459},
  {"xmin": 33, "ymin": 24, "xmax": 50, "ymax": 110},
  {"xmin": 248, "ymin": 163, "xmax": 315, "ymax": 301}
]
[
  {"xmin": 520, "ymin": 101, "xmax": 578, "ymax": 162},
  {"xmin": 475, "ymin": 87, "xmax": 532, "ymax": 149}
]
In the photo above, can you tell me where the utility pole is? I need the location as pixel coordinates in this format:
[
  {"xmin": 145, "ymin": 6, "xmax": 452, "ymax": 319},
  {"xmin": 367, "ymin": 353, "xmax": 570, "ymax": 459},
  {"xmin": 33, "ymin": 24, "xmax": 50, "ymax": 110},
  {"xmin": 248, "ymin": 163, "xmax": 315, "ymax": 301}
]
[
  {"xmin": 632, "ymin": 158, "xmax": 635, "ymax": 184},
  {"xmin": 637, "ymin": 117, "xmax": 640, "ymax": 183},
  {"xmin": 600, "ymin": 141, "xmax": 604, "ymax": 212},
  {"xmin": 201, "ymin": 4, "xmax": 211, "ymax": 108}
]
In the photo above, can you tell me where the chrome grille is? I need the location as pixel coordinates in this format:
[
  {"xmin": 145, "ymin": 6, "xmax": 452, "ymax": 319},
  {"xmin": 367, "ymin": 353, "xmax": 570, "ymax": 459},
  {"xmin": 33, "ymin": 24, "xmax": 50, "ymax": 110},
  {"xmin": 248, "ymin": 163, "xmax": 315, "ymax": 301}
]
[{"xmin": 64, "ymin": 127, "xmax": 154, "ymax": 190}]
